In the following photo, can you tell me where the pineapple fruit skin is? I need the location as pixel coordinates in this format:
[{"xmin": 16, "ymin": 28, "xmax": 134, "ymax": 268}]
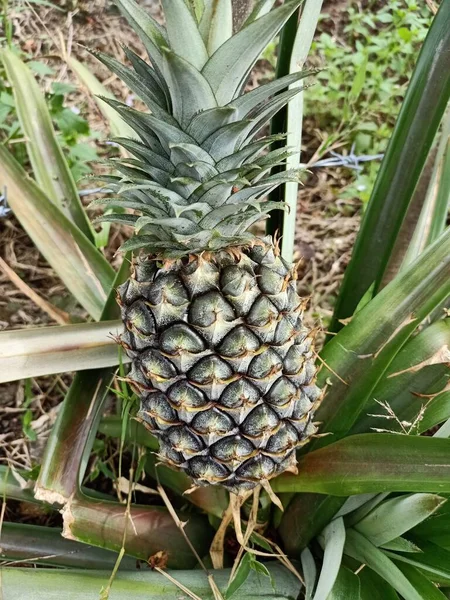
[{"xmin": 118, "ymin": 242, "xmax": 320, "ymax": 493}]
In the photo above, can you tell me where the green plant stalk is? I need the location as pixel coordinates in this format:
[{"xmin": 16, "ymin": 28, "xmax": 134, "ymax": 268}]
[
  {"xmin": 281, "ymin": 0, "xmax": 324, "ymax": 262},
  {"xmin": 314, "ymin": 228, "xmax": 450, "ymax": 446},
  {"xmin": 68, "ymin": 56, "xmax": 135, "ymax": 140},
  {"xmin": 62, "ymin": 490, "xmax": 212, "ymax": 569},
  {"xmin": 0, "ymin": 563, "xmax": 301, "ymax": 600},
  {"xmin": 0, "ymin": 523, "xmax": 138, "ymax": 570},
  {"xmin": 274, "ymin": 434, "xmax": 450, "ymax": 495},
  {"xmin": 1, "ymin": 49, "xmax": 94, "ymax": 241},
  {"xmin": 352, "ymin": 319, "xmax": 450, "ymax": 434},
  {"xmin": 266, "ymin": 7, "xmax": 299, "ymax": 237},
  {"xmin": 35, "ymin": 261, "xmax": 129, "ymax": 504},
  {"xmin": 331, "ymin": 0, "xmax": 450, "ymax": 331},
  {"xmin": 276, "ymin": 433, "xmax": 450, "ymax": 554},
  {"xmin": 278, "ymin": 494, "xmax": 346, "ymax": 555},
  {"xmin": 35, "ymin": 367, "xmax": 115, "ymax": 505},
  {"xmin": 0, "ymin": 147, "xmax": 115, "ymax": 320},
  {"xmin": 98, "ymin": 416, "xmax": 159, "ymax": 451},
  {"xmin": 0, "ymin": 467, "xmax": 39, "ymax": 505},
  {"xmin": 0, "ymin": 320, "xmax": 125, "ymax": 384},
  {"xmin": 402, "ymin": 108, "xmax": 450, "ymax": 268}
]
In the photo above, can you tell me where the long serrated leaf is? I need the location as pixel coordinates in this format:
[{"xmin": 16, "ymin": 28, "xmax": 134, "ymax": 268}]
[
  {"xmin": 243, "ymin": 0, "xmax": 277, "ymax": 26},
  {"xmin": 358, "ymin": 567, "xmax": 400, "ymax": 600},
  {"xmin": 122, "ymin": 47, "xmax": 168, "ymax": 107},
  {"xmin": 314, "ymin": 518, "xmax": 346, "ymax": 600},
  {"xmin": 0, "ymin": 148, "xmax": 115, "ymax": 320},
  {"xmin": 313, "ymin": 228, "xmax": 450, "ymax": 445},
  {"xmin": 353, "ymin": 319, "xmax": 450, "ymax": 434},
  {"xmin": 278, "ymin": 0, "xmax": 324, "ymax": 262},
  {"xmin": 67, "ymin": 57, "xmax": 134, "ymax": 139},
  {"xmin": 344, "ymin": 529, "xmax": 423, "ymax": 600},
  {"xmin": 419, "ymin": 391, "xmax": 450, "ymax": 434},
  {"xmin": 0, "ymin": 523, "xmax": 138, "ymax": 570},
  {"xmin": 354, "ymin": 494, "xmax": 447, "ymax": 547},
  {"xmin": 272, "ymin": 434, "xmax": 450, "ymax": 495},
  {"xmin": 90, "ymin": 51, "xmax": 174, "ymax": 122},
  {"xmin": 326, "ymin": 566, "xmax": 360, "ymax": 600},
  {"xmin": 162, "ymin": 50, "xmax": 217, "ymax": 127},
  {"xmin": 35, "ymin": 261, "xmax": 129, "ymax": 505},
  {"xmin": 226, "ymin": 553, "xmax": 252, "ymax": 599},
  {"xmin": 386, "ymin": 541, "xmax": 450, "ymax": 586},
  {"xmin": 411, "ymin": 501, "xmax": 450, "ymax": 550},
  {"xmin": 113, "ymin": 137, "xmax": 174, "ymax": 172},
  {"xmin": 380, "ymin": 537, "xmax": 423, "ymax": 553},
  {"xmin": 331, "ymin": 0, "xmax": 450, "ymax": 329},
  {"xmin": 0, "ymin": 320, "xmax": 125, "ymax": 383},
  {"xmin": 187, "ymin": 106, "xmax": 239, "ymax": 144},
  {"xmin": 402, "ymin": 109, "xmax": 450, "ymax": 268},
  {"xmin": 206, "ymin": 0, "xmax": 232, "ymax": 55},
  {"xmin": 1, "ymin": 49, "xmax": 93, "ymax": 241},
  {"xmin": 0, "ymin": 563, "xmax": 302, "ymax": 600},
  {"xmin": 161, "ymin": 0, "xmax": 208, "ymax": 70},
  {"xmin": 334, "ymin": 494, "xmax": 380, "ymax": 519},
  {"xmin": 202, "ymin": 0, "xmax": 302, "ymax": 104},
  {"xmin": 113, "ymin": 0, "xmax": 167, "ymax": 73},
  {"xmin": 301, "ymin": 547, "xmax": 317, "ymax": 600},
  {"xmin": 229, "ymin": 70, "xmax": 310, "ymax": 119},
  {"xmin": 396, "ymin": 563, "xmax": 449, "ymax": 600}
]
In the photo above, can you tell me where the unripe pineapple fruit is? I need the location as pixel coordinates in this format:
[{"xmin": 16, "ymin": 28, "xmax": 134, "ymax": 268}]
[{"xmin": 97, "ymin": 0, "xmax": 320, "ymax": 493}]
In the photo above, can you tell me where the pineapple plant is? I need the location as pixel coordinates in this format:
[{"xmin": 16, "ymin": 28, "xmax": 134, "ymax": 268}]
[
  {"xmin": 94, "ymin": 0, "xmax": 321, "ymax": 493},
  {"xmin": 1, "ymin": 0, "xmax": 450, "ymax": 597}
]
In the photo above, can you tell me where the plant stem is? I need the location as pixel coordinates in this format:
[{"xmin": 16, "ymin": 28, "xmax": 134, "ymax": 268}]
[
  {"xmin": 0, "ymin": 522, "xmax": 138, "ymax": 570},
  {"xmin": 61, "ymin": 490, "xmax": 213, "ymax": 569}
]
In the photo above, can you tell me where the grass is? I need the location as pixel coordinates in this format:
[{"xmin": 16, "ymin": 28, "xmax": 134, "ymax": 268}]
[{"xmin": 305, "ymin": 0, "xmax": 433, "ymax": 203}]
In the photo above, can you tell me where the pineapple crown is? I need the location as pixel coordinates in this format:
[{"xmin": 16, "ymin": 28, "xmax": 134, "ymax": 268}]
[{"xmin": 93, "ymin": 0, "xmax": 308, "ymax": 258}]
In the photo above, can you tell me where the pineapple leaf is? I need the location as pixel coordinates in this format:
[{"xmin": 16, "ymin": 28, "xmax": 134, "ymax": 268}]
[
  {"xmin": 216, "ymin": 136, "xmax": 282, "ymax": 171},
  {"xmin": 113, "ymin": 0, "xmax": 167, "ymax": 73},
  {"xmin": 186, "ymin": 106, "xmax": 238, "ymax": 143},
  {"xmin": 136, "ymin": 216, "xmax": 201, "ymax": 234},
  {"xmin": 314, "ymin": 518, "xmax": 346, "ymax": 600},
  {"xmin": 170, "ymin": 142, "xmax": 215, "ymax": 167},
  {"xmin": 203, "ymin": 120, "xmax": 252, "ymax": 160},
  {"xmin": 245, "ymin": 87, "xmax": 302, "ymax": 140},
  {"xmin": 199, "ymin": 0, "xmax": 232, "ymax": 52},
  {"xmin": 0, "ymin": 320, "xmax": 125, "ymax": 383},
  {"xmin": 175, "ymin": 160, "xmax": 219, "ymax": 181},
  {"xmin": 243, "ymin": 0, "xmax": 277, "ymax": 26},
  {"xmin": 353, "ymin": 494, "xmax": 446, "ymax": 547},
  {"xmin": 203, "ymin": 89, "xmax": 300, "ymax": 161},
  {"xmin": 139, "ymin": 113, "xmax": 196, "ymax": 153},
  {"xmin": 122, "ymin": 46, "xmax": 169, "ymax": 107},
  {"xmin": 100, "ymin": 100, "xmax": 167, "ymax": 156},
  {"xmin": 91, "ymin": 197, "xmax": 169, "ymax": 218},
  {"xmin": 112, "ymin": 138, "xmax": 174, "ymax": 173},
  {"xmin": 95, "ymin": 213, "xmax": 139, "ymax": 226},
  {"xmin": 92, "ymin": 51, "xmax": 172, "ymax": 121},
  {"xmin": 205, "ymin": 0, "xmax": 233, "ymax": 55},
  {"xmin": 120, "ymin": 157, "xmax": 170, "ymax": 185},
  {"xmin": 169, "ymin": 176, "xmax": 202, "ymax": 198},
  {"xmin": 162, "ymin": 50, "xmax": 217, "ymax": 127},
  {"xmin": 0, "ymin": 147, "xmax": 115, "ymax": 321},
  {"xmin": 229, "ymin": 70, "xmax": 311, "ymax": 119},
  {"xmin": 195, "ymin": 181, "xmax": 234, "ymax": 207},
  {"xmin": 161, "ymin": 0, "xmax": 208, "ymax": 70},
  {"xmin": 201, "ymin": 0, "xmax": 302, "ymax": 104}
]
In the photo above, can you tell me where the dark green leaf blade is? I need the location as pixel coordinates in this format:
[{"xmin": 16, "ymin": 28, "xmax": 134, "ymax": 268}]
[{"xmin": 331, "ymin": 0, "xmax": 450, "ymax": 330}]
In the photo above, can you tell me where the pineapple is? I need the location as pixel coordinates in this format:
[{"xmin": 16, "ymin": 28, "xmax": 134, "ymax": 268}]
[{"xmin": 96, "ymin": 0, "xmax": 320, "ymax": 494}]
